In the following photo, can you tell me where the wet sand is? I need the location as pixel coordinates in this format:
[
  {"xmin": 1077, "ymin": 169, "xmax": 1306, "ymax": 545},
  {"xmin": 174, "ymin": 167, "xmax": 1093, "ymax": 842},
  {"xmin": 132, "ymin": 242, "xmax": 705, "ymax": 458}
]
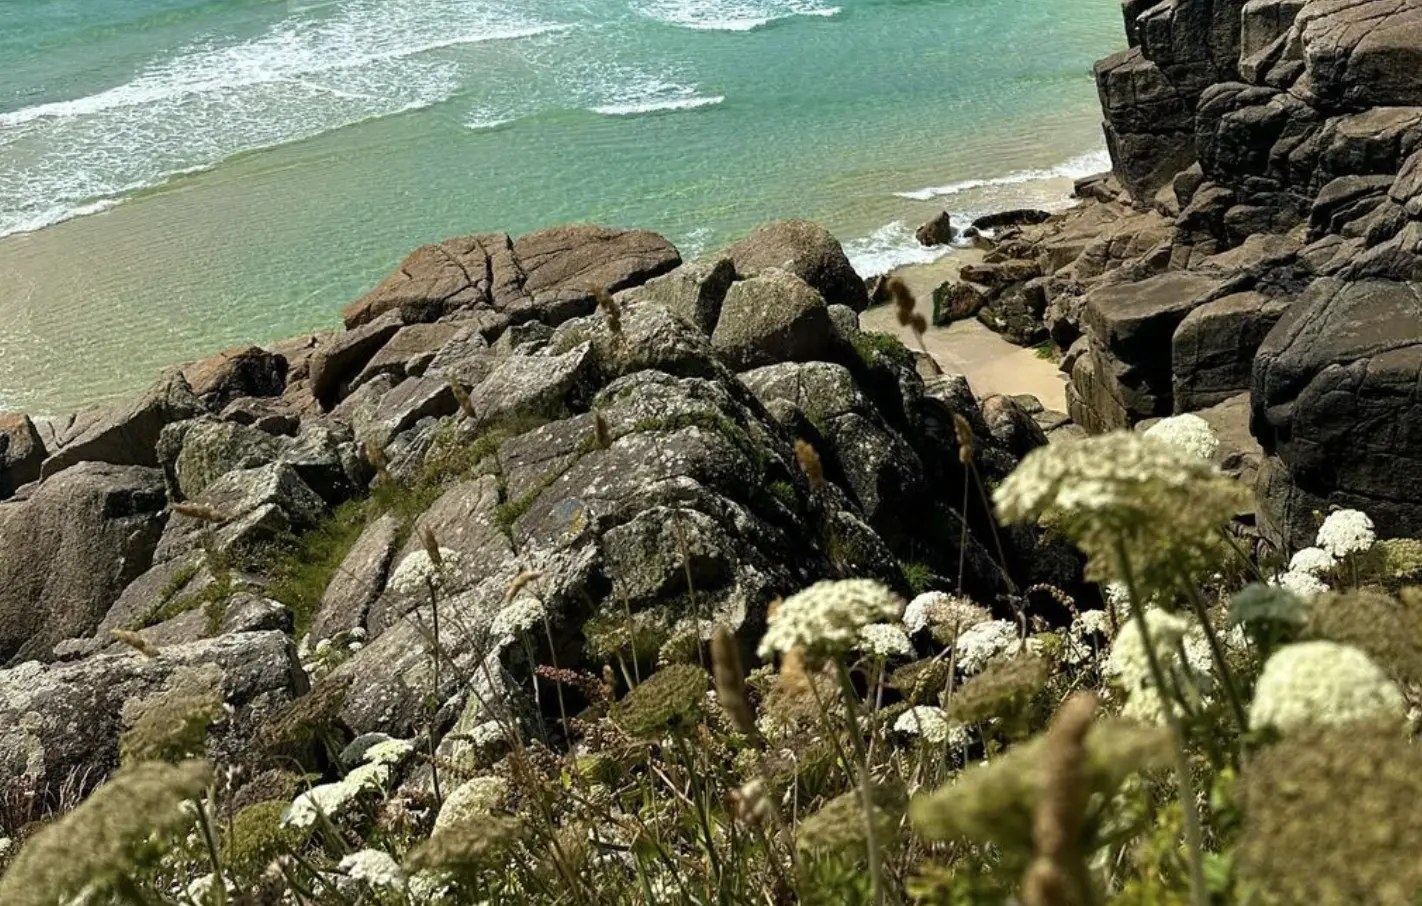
[{"xmin": 860, "ymin": 248, "xmax": 1068, "ymax": 412}]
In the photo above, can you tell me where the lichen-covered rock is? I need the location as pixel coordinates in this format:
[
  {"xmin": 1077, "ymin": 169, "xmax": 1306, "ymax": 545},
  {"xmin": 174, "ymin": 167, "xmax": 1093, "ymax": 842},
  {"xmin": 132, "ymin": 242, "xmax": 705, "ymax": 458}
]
[
  {"xmin": 620, "ymin": 257, "xmax": 736, "ymax": 335},
  {"xmin": 309, "ymin": 313, "xmax": 404, "ymax": 409},
  {"xmin": 711, "ymin": 269, "xmax": 837, "ymax": 371},
  {"xmin": 161, "ymin": 418, "xmax": 285, "ymax": 500},
  {"xmin": 724, "ymin": 220, "xmax": 871, "ymax": 312},
  {"xmin": 310, "ymin": 514, "xmax": 401, "ymax": 642},
  {"xmin": 0, "ymin": 630, "xmax": 305, "ymax": 800},
  {"xmin": 154, "ymin": 463, "xmax": 327, "ymax": 564},
  {"xmin": 0, "ymin": 463, "xmax": 167, "ymax": 665},
  {"xmin": 931, "ymin": 281, "xmax": 986, "ymax": 325}
]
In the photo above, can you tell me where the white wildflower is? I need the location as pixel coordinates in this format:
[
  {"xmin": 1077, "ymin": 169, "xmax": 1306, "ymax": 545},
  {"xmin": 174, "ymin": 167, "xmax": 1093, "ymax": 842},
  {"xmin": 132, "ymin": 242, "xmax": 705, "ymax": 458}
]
[
  {"xmin": 282, "ymin": 781, "xmax": 361, "ymax": 828},
  {"xmin": 344, "ymin": 761, "xmax": 390, "ymax": 792},
  {"xmin": 1316, "ymin": 509, "xmax": 1376, "ymax": 559},
  {"xmin": 1104, "ymin": 610, "xmax": 1213, "ymax": 724},
  {"xmin": 1274, "ymin": 569, "xmax": 1329, "ymax": 598},
  {"xmin": 903, "ymin": 592, "xmax": 989, "ymax": 636},
  {"xmin": 388, "ymin": 548, "xmax": 464, "ymax": 596},
  {"xmin": 407, "ymin": 871, "xmax": 454, "ymax": 903},
  {"xmin": 954, "ymin": 619, "xmax": 1021, "ymax": 675},
  {"xmin": 758, "ymin": 579, "xmax": 905, "ymax": 663},
  {"xmin": 1104, "ymin": 582, "xmax": 1133, "ymax": 621},
  {"xmin": 1289, "ymin": 546, "xmax": 1338, "ymax": 576},
  {"xmin": 1062, "ymin": 610, "xmax": 1112, "ymax": 666},
  {"xmin": 490, "ymin": 596, "xmax": 548, "ymax": 641},
  {"xmin": 1250, "ymin": 640, "xmax": 1406, "ymax": 734},
  {"xmin": 0, "ymin": 836, "xmax": 10, "ymax": 858},
  {"xmin": 339, "ymin": 849, "xmax": 405, "ymax": 889},
  {"xmin": 363, "ymin": 737, "xmax": 416, "ymax": 766},
  {"xmin": 1143, "ymin": 413, "xmax": 1219, "ymax": 461},
  {"xmin": 314, "ymin": 638, "xmax": 333, "ymax": 656},
  {"xmin": 186, "ymin": 873, "xmax": 230, "ymax": 902},
  {"xmin": 348, "ymin": 626, "xmax": 367, "ymax": 641},
  {"xmin": 434, "ymin": 776, "xmax": 511, "ymax": 832},
  {"xmin": 348, "ymin": 641, "xmax": 363, "ymax": 652},
  {"xmin": 857, "ymin": 623, "xmax": 914, "ymax": 659},
  {"xmin": 893, "ymin": 706, "xmax": 970, "ymax": 748}
]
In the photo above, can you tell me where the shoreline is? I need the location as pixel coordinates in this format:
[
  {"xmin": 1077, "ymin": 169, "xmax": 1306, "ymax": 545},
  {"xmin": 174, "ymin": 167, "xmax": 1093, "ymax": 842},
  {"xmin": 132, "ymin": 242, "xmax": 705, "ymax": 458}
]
[{"xmin": 862, "ymin": 243, "xmax": 1070, "ymax": 412}]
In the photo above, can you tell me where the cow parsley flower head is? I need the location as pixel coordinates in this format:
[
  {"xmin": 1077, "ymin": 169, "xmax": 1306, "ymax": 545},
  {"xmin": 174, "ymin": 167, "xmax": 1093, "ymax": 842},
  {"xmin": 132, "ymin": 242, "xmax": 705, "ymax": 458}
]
[
  {"xmin": 1316, "ymin": 509, "xmax": 1376, "ymax": 559},
  {"xmin": 363, "ymin": 737, "xmax": 415, "ymax": 766},
  {"xmin": 903, "ymin": 592, "xmax": 989, "ymax": 636},
  {"xmin": 1143, "ymin": 413, "xmax": 1219, "ymax": 461},
  {"xmin": 340, "ymin": 849, "xmax": 405, "ymax": 889},
  {"xmin": 893, "ymin": 706, "xmax": 970, "ymax": 748},
  {"xmin": 954, "ymin": 620, "xmax": 1021, "ymax": 675},
  {"xmin": 388, "ymin": 548, "xmax": 464, "ymax": 596},
  {"xmin": 1062, "ymin": 610, "xmax": 1113, "ymax": 665},
  {"xmin": 993, "ymin": 431, "xmax": 1250, "ymax": 590},
  {"xmin": 490, "ymin": 596, "xmax": 547, "ymax": 641},
  {"xmin": 1274, "ymin": 569, "xmax": 1329, "ymax": 599},
  {"xmin": 758, "ymin": 579, "xmax": 906, "ymax": 664},
  {"xmin": 1289, "ymin": 547, "xmax": 1337, "ymax": 576},
  {"xmin": 435, "ymin": 776, "xmax": 511, "ymax": 833},
  {"xmin": 858, "ymin": 623, "xmax": 914, "ymax": 659},
  {"xmin": 1104, "ymin": 610, "xmax": 1213, "ymax": 723},
  {"xmin": 1249, "ymin": 641, "xmax": 1406, "ymax": 734},
  {"xmin": 283, "ymin": 781, "xmax": 361, "ymax": 829}
]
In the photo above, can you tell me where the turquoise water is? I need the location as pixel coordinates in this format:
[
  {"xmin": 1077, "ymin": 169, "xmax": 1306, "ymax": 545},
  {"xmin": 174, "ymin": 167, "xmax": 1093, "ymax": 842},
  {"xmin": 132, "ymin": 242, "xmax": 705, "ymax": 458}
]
[{"xmin": 0, "ymin": 0, "xmax": 1123, "ymax": 413}]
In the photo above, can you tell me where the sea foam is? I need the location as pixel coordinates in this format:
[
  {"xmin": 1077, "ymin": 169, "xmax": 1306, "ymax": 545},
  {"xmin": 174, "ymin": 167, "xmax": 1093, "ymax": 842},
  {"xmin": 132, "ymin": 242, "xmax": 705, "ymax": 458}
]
[
  {"xmin": 635, "ymin": 0, "xmax": 841, "ymax": 32},
  {"xmin": 894, "ymin": 149, "xmax": 1113, "ymax": 201},
  {"xmin": 0, "ymin": 0, "xmax": 569, "ymax": 238}
]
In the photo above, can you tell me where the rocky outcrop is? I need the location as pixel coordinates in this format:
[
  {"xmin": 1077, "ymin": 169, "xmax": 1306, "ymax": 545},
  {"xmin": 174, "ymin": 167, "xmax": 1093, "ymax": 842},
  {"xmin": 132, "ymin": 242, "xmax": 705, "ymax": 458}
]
[
  {"xmin": 0, "ymin": 414, "xmax": 45, "ymax": 499},
  {"xmin": 40, "ymin": 373, "xmax": 204, "ymax": 479},
  {"xmin": 0, "ymin": 631, "xmax": 304, "ymax": 799},
  {"xmin": 711, "ymin": 270, "xmax": 837, "ymax": 371},
  {"xmin": 341, "ymin": 226, "xmax": 680, "ymax": 331},
  {"xmin": 181, "ymin": 346, "xmax": 288, "ymax": 411},
  {"xmin": 916, "ymin": 212, "xmax": 957, "ymax": 247},
  {"xmin": 0, "ymin": 464, "xmax": 167, "ymax": 664},
  {"xmin": 724, "ymin": 220, "xmax": 871, "ymax": 312}
]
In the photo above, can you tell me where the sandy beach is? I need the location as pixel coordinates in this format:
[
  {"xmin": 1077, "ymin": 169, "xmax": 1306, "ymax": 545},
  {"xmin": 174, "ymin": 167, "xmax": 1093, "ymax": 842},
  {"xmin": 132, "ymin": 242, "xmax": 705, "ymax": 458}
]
[{"xmin": 861, "ymin": 247, "xmax": 1069, "ymax": 412}]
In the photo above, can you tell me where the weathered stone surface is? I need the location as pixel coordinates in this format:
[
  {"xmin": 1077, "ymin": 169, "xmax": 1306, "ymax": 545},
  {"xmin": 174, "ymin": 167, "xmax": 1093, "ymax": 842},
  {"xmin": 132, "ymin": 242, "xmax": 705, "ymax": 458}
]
[
  {"xmin": 1173, "ymin": 290, "xmax": 1291, "ymax": 411},
  {"xmin": 126, "ymin": 594, "xmax": 293, "ymax": 652},
  {"xmin": 1253, "ymin": 277, "xmax": 1422, "ymax": 545},
  {"xmin": 724, "ymin": 220, "xmax": 871, "ymax": 312},
  {"xmin": 1135, "ymin": 0, "xmax": 1248, "ymax": 96},
  {"xmin": 1095, "ymin": 47, "xmax": 1199, "ymax": 202},
  {"xmin": 468, "ymin": 343, "xmax": 597, "ymax": 427},
  {"xmin": 1298, "ymin": 0, "xmax": 1422, "ymax": 110},
  {"xmin": 94, "ymin": 550, "xmax": 214, "ymax": 640},
  {"xmin": 162, "ymin": 418, "xmax": 285, "ymax": 500},
  {"xmin": 977, "ymin": 280, "xmax": 1049, "ymax": 345},
  {"xmin": 620, "ymin": 257, "xmax": 736, "ymax": 335},
  {"xmin": 350, "ymin": 322, "xmax": 460, "ymax": 392},
  {"xmin": 280, "ymin": 424, "xmax": 368, "ymax": 506},
  {"xmin": 0, "ymin": 464, "xmax": 167, "ymax": 665},
  {"xmin": 343, "ymin": 234, "xmax": 522, "ymax": 329},
  {"xmin": 155, "ymin": 463, "xmax": 327, "ymax": 564},
  {"xmin": 1069, "ymin": 272, "xmax": 1224, "ymax": 430},
  {"xmin": 932, "ymin": 281, "xmax": 986, "ymax": 325},
  {"xmin": 182, "ymin": 346, "xmax": 288, "ymax": 411},
  {"xmin": 310, "ymin": 514, "xmax": 400, "ymax": 641},
  {"xmin": 971, "ymin": 209, "xmax": 1052, "ymax": 232},
  {"xmin": 981, "ymin": 394, "xmax": 1050, "ymax": 458},
  {"xmin": 1241, "ymin": 0, "xmax": 1307, "ymax": 81},
  {"xmin": 0, "ymin": 413, "xmax": 45, "ymax": 499},
  {"xmin": 513, "ymin": 224, "xmax": 680, "ymax": 300},
  {"xmin": 916, "ymin": 211, "xmax": 957, "ymax": 247},
  {"xmin": 711, "ymin": 270, "xmax": 836, "ymax": 371},
  {"xmin": 41, "ymin": 372, "xmax": 204, "ymax": 479},
  {"xmin": 0, "ymin": 631, "xmax": 305, "ymax": 798},
  {"xmin": 960, "ymin": 260, "xmax": 1042, "ymax": 289},
  {"xmin": 309, "ymin": 313, "xmax": 404, "ymax": 408},
  {"xmin": 1309, "ymin": 174, "xmax": 1397, "ymax": 238}
]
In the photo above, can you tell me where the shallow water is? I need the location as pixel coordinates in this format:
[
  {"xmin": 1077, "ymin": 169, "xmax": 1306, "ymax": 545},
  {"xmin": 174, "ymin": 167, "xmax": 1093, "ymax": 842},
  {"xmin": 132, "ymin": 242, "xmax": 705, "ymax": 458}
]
[{"xmin": 0, "ymin": 0, "xmax": 1124, "ymax": 413}]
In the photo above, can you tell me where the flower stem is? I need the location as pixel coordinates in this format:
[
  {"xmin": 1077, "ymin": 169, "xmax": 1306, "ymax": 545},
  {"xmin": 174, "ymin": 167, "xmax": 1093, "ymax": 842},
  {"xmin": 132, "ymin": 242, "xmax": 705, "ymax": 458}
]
[
  {"xmin": 834, "ymin": 661, "xmax": 887, "ymax": 906},
  {"xmin": 1178, "ymin": 572, "xmax": 1249, "ymax": 735},
  {"xmin": 1117, "ymin": 543, "xmax": 1209, "ymax": 906}
]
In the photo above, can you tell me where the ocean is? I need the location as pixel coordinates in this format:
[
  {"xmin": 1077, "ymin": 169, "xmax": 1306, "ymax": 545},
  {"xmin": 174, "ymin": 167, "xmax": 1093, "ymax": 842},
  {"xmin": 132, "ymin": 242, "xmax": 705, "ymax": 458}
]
[{"xmin": 0, "ymin": 0, "xmax": 1123, "ymax": 414}]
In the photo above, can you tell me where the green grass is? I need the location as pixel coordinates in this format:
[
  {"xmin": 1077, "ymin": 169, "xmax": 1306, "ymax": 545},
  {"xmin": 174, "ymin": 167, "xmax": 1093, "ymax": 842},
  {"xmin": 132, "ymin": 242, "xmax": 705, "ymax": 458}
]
[{"xmin": 1032, "ymin": 339, "xmax": 1059, "ymax": 362}]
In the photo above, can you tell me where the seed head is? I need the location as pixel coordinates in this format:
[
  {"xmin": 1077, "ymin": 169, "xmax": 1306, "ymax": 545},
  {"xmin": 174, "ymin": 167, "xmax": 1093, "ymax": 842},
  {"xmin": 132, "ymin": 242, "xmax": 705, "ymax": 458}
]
[
  {"xmin": 711, "ymin": 625, "xmax": 757, "ymax": 736},
  {"xmin": 794, "ymin": 439, "xmax": 825, "ymax": 491},
  {"xmin": 613, "ymin": 664, "xmax": 709, "ymax": 738},
  {"xmin": 593, "ymin": 286, "xmax": 622, "ymax": 334},
  {"xmin": 172, "ymin": 502, "xmax": 226, "ymax": 523},
  {"xmin": 593, "ymin": 411, "xmax": 612, "ymax": 450},
  {"xmin": 449, "ymin": 379, "xmax": 477, "ymax": 420}
]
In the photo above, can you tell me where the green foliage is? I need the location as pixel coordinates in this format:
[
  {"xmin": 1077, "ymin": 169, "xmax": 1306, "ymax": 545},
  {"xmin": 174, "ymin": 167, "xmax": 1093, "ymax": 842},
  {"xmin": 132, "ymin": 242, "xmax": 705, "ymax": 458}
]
[
  {"xmin": 849, "ymin": 330, "xmax": 916, "ymax": 371},
  {"xmin": 767, "ymin": 479, "xmax": 798, "ymax": 511},
  {"xmin": 224, "ymin": 800, "xmax": 305, "ymax": 874},
  {"xmin": 899, "ymin": 559, "xmax": 936, "ymax": 596},
  {"xmin": 1032, "ymin": 339, "xmax": 1060, "ymax": 362}
]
